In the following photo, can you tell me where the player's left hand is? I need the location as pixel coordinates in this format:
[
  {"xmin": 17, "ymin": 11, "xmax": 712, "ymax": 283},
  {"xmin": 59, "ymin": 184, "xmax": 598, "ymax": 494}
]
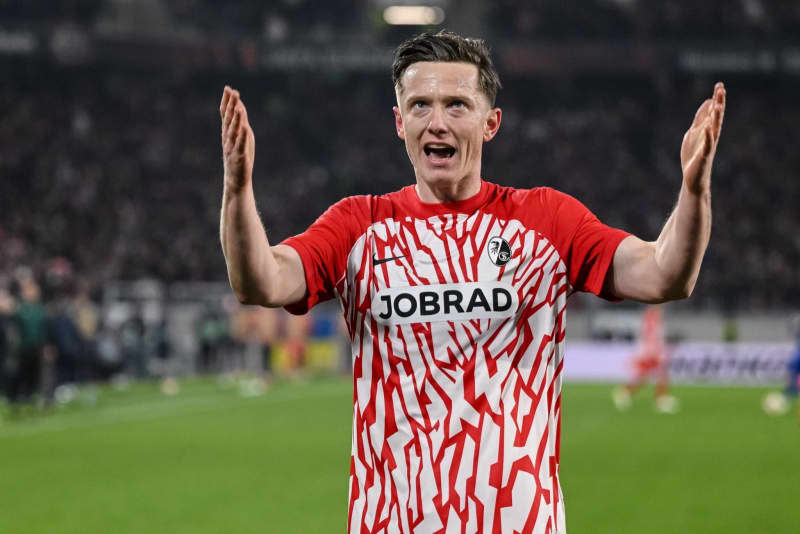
[{"xmin": 681, "ymin": 82, "xmax": 726, "ymax": 195}]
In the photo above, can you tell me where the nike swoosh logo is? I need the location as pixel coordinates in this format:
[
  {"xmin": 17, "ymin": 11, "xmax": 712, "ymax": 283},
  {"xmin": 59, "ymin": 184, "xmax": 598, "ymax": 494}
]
[{"xmin": 373, "ymin": 254, "xmax": 406, "ymax": 266}]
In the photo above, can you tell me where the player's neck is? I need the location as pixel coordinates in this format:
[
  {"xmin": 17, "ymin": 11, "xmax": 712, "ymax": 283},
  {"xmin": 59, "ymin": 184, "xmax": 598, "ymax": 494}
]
[{"xmin": 414, "ymin": 175, "xmax": 482, "ymax": 204}]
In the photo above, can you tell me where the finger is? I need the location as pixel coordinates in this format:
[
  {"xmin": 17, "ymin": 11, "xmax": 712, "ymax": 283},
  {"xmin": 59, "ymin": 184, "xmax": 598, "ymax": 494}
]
[
  {"xmin": 691, "ymin": 99, "xmax": 713, "ymax": 128},
  {"xmin": 711, "ymin": 105, "xmax": 722, "ymax": 143},
  {"xmin": 712, "ymin": 82, "xmax": 726, "ymax": 141},
  {"xmin": 228, "ymin": 106, "xmax": 243, "ymax": 144},
  {"xmin": 235, "ymin": 124, "xmax": 248, "ymax": 153},
  {"xmin": 224, "ymin": 91, "xmax": 239, "ymax": 131},
  {"xmin": 702, "ymin": 123, "xmax": 713, "ymax": 157},
  {"xmin": 238, "ymin": 101, "xmax": 249, "ymax": 127},
  {"xmin": 223, "ymin": 90, "xmax": 239, "ymax": 132},
  {"xmin": 219, "ymin": 86, "xmax": 231, "ymax": 118}
]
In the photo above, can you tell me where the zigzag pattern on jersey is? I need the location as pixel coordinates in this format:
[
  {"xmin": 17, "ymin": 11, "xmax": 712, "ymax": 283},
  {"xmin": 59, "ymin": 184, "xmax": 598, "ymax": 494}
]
[{"xmin": 337, "ymin": 211, "xmax": 569, "ymax": 534}]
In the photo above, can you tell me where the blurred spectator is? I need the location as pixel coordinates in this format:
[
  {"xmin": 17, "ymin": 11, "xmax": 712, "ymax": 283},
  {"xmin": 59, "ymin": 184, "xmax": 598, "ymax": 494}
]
[
  {"xmin": 7, "ymin": 277, "xmax": 50, "ymax": 405},
  {"xmin": 120, "ymin": 308, "xmax": 147, "ymax": 378},
  {"xmin": 72, "ymin": 284, "xmax": 99, "ymax": 340},
  {"xmin": 95, "ymin": 319, "xmax": 125, "ymax": 380},
  {"xmin": 196, "ymin": 304, "xmax": 226, "ymax": 373},
  {"xmin": 230, "ymin": 304, "xmax": 276, "ymax": 384},
  {"xmin": 0, "ymin": 284, "xmax": 16, "ymax": 402},
  {"xmin": 48, "ymin": 298, "xmax": 85, "ymax": 387}
]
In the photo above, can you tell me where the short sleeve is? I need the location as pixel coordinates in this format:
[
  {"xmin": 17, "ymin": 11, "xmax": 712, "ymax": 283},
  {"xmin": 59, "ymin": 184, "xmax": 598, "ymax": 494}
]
[
  {"xmin": 280, "ymin": 197, "xmax": 362, "ymax": 315},
  {"xmin": 543, "ymin": 189, "xmax": 630, "ymax": 300}
]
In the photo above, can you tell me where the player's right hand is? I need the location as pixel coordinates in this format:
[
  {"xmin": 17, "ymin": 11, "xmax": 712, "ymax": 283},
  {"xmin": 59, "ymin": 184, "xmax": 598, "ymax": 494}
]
[{"xmin": 220, "ymin": 86, "xmax": 255, "ymax": 191}]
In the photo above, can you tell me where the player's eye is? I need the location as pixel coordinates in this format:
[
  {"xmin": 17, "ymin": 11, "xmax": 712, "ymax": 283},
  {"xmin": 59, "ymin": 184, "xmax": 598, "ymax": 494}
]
[
  {"xmin": 412, "ymin": 101, "xmax": 428, "ymax": 109},
  {"xmin": 449, "ymin": 100, "xmax": 465, "ymax": 108}
]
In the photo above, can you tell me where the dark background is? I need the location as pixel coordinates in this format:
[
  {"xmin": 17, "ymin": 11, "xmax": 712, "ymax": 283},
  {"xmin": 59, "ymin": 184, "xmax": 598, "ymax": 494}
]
[{"xmin": 1, "ymin": 0, "xmax": 798, "ymax": 310}]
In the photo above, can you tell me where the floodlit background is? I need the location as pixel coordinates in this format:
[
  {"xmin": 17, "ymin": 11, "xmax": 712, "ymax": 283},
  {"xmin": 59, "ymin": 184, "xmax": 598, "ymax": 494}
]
[{"xmin": 0, "ymin": 1, "xmax": 798, "ymax": 533}]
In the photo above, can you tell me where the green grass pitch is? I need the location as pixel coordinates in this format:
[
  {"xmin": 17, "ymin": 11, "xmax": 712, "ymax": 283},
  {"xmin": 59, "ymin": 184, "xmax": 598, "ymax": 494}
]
[{"xmin": 0, "ymin": 379, "xmax": 797, "ymax": 533}]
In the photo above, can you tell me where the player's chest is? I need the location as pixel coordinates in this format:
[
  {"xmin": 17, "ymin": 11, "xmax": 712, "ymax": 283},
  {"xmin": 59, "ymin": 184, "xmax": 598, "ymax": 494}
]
[{"xmin": 349, "ymin": 215, "xmax": 562, "ymax": 325}]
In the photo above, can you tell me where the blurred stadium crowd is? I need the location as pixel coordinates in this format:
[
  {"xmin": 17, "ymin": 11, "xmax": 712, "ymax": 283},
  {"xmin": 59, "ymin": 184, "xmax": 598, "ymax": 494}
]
[
  {"xmin": 3, "ymin": 0, "xmax": 800, "ymax": 41},
  {"xmin": 1, "ymin": 65, "xmax": 796, "ymax": 308},
  {"xmin": 1, "ymin": 0, "xmax": 799, "ymax": 403}
]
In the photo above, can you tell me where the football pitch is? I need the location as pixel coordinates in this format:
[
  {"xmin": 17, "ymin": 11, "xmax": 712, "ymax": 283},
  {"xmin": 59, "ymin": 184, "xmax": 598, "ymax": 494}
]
[{"xmin": 0, "ymin": 378, "xmax": 797, "ymax": 533}]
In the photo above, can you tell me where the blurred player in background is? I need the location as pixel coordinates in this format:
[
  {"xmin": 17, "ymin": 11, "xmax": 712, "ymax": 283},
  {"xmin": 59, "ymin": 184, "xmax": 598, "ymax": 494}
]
[
  {"xmin": 284, "ymin": 312, "xmax": 309, "ymax": 381},
  {"xmin": 787, "ymin": 315, "xmax": 800, "ymax": 403},
  {"xmin": 219, "ymin": 30, "xmax": 725, "ymax": 533},
  {"xmin": 613, "ymin": 306, "xmax": 679, "ymax": 413},
  {"xmin": 762, "ymin": 314, "xmax": 800, "ymax": 418}
]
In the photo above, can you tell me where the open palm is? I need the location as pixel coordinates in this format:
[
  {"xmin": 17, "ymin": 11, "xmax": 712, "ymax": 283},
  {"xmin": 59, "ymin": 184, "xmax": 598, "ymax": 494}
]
[
  {"xmin": 681, "ymin": 82, "xmax": 726, "ymax": 194},
  {"xmin": 220, "ymin": 86, "xmax": 256, "ymax": 192}
]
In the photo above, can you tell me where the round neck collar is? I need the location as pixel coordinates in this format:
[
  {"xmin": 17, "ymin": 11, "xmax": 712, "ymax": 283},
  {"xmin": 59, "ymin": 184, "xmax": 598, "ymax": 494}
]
[{"xmin": 400, "ymin": 180, "xmax": 492, "ymax": 218}]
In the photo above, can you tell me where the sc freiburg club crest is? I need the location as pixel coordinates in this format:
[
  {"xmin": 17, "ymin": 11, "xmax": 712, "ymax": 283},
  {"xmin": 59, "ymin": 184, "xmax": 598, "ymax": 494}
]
[{"xmin": 487, "ymin": 236, "xmax": 512, "ymax": 266}]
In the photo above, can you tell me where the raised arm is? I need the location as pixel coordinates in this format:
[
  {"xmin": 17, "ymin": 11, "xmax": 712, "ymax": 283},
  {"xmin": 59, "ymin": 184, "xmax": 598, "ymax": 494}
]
[
  {"xmin": 606, "ymin": 82, "xmax": 726, "ymax": 303},
  {"xmin": 219, "ymin": 86, "xmax": 307, "ymax": 307}
]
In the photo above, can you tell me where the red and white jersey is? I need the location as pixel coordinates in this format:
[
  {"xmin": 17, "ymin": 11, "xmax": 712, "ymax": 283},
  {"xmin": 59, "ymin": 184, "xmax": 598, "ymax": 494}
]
[
  {"xmin": 638, "ymin": 306, "xmax": 665, "ymax": 359},
  {"xmin": 283, "ymin": 181, "xmax": 628, "ymax": 534}
]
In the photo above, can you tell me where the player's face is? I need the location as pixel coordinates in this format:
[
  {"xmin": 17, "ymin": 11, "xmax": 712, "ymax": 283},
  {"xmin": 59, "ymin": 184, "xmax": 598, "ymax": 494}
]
[{"xmin": 394, "ymin": 62, "xmax": 501, "ymax": 195}]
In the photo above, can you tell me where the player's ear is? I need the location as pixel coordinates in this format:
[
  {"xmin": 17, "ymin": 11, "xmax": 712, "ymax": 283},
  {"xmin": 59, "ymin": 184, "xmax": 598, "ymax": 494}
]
[
  {"xmin": 483, "ymin": 107, "xmax": 501, "ymax": 142},
  {"xmin": 393, "ymin": 106, "xmax": 405, "ymax": 140}
]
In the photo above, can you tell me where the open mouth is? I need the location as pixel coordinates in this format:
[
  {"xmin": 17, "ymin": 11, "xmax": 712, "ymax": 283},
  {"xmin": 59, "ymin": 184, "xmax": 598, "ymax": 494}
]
[{"xmin": 424, "ymin": 143, "xmax": 456, "ymax": 161}]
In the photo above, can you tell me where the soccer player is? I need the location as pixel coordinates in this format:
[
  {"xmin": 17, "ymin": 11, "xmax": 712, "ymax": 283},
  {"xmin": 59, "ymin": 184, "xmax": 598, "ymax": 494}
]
[
  {"xmin": 612, "ymin": 305, "xmax": 679, "ymax": 413},
  {"xmin": 787, "ymin": 315, "xmax": 800, "ymax": 403},
  {"xmin": 764, "ymin": 314, "xmax": 800, "ymax": 417},
  {"xmin": 219, "ymin": 31, "xmax": 725, "ymax": 534}
]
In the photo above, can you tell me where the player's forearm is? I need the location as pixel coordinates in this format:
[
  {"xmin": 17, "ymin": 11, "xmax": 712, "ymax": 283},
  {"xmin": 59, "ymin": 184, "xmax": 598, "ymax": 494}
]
[
  {"xmin": 220, "ymin": 183, "xmax": 279, "ymax": 305},
  {"xmin": 653, "ymin": 184, "xmax": 711, "ymax": 299}
]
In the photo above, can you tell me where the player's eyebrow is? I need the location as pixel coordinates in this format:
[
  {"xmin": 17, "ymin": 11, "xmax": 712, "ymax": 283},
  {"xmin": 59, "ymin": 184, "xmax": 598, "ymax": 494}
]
[{"xmin": 403, "ymin": 91, "xmax": 476, "ymax": 106}]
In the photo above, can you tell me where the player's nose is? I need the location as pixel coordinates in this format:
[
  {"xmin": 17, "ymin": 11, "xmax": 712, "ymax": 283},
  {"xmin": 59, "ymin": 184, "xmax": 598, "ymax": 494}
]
[{"xmin": 426, "ymin": 105, "xmax": 449, "ymax": 135}]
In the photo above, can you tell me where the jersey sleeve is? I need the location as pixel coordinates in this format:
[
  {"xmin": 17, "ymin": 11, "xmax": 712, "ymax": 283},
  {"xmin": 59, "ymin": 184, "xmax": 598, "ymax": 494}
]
[
  {"xmin": 280, "ymin": 196, "xmax": 363, "ymax": 315},
  {"xmin": 541, "ymin": 188, "xmax": 630, "ymax": 300}
]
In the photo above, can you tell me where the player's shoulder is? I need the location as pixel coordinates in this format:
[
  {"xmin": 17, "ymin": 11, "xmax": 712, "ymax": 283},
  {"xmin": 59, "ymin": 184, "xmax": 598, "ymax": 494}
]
[
  {"xmin": 335, "ymin": 190, "xmax": 398, "ymax": 212},
  {"xmin": 324, "ymin": 190, "xmax": 400, "ymax": 228},
  {"xmin": 483, "ymin": 183, "xmax": 598, "ymax": 247},
  {"xmin": 485, "ymin": 182, "xmax": 576, "ymax": 213},
  {"xmin": 508, "ymin": 185, "xmax": 574, "ymax": 204}
]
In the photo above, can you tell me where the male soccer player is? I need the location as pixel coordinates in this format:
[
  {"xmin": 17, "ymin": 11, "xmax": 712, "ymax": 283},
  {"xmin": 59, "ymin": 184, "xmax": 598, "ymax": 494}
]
[
  {"xmin": 787, "ymin": 316, "xmax": 800, "ymax": 403},
  {"xmin": 220, "ymin": 31, "xmax": 725, "ymax": 534},
  {"xmin": 612, "ymin": 305, "xmax": 679, "ymax": 413},
  {"xmin": 763, "ymin": 314, "xmax": 800, "ymax": 417}
]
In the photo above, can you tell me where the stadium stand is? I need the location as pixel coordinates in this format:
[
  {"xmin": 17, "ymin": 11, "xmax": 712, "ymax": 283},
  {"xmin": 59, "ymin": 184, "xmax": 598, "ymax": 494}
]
[{"xmin": 1, "ymin": 0, "xmax": 798, "ymax": 311}]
